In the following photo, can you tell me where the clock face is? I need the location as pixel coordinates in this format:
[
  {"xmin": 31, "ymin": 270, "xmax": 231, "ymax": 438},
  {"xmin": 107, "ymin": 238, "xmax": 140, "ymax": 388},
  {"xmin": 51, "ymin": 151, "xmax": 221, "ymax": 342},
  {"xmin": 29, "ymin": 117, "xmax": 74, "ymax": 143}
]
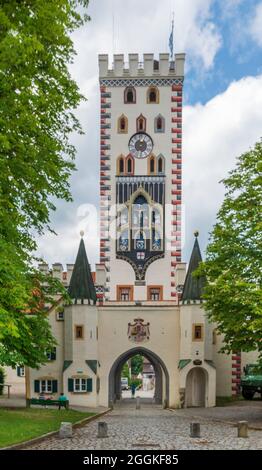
[{"xmin": 129, "ymin": 133, "xmax": 153, "ymax": 159}]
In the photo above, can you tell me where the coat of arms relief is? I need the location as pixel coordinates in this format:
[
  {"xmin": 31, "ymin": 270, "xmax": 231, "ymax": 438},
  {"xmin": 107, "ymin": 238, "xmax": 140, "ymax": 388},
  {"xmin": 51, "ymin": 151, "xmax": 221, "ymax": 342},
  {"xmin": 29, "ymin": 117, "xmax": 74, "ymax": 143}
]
[{"xmin": 127, "ymin": 318, "xmax": 150, "ymax": 343}]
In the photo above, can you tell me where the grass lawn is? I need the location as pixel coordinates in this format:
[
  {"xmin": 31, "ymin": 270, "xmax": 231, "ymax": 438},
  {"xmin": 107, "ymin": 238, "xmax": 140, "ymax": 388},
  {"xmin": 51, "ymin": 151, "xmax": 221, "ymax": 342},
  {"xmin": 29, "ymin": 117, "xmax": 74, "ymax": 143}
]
[{"xmin": 0, "ymin": 408, "xmax": 95, "ymax": 448}]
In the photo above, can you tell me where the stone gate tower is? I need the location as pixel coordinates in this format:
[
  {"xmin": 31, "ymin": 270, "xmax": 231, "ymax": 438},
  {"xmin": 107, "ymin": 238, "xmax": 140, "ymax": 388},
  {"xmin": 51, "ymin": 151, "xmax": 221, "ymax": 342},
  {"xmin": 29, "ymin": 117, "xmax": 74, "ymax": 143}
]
[{"xmin": 99, "ymin": 53, "xmax": 185, "ymax": 302}]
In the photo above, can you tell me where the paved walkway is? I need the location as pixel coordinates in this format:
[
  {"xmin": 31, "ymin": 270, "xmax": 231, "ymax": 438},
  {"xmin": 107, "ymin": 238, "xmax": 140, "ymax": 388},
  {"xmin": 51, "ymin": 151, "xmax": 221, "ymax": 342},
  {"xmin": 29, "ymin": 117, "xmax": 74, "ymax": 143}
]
[
  {"xmin": 23, "ymin": 401, "xmax": 262, "ymax": 450},
  {"xmin": 173, "ymin": 400, "xmax": 262, "ymax": 430}
]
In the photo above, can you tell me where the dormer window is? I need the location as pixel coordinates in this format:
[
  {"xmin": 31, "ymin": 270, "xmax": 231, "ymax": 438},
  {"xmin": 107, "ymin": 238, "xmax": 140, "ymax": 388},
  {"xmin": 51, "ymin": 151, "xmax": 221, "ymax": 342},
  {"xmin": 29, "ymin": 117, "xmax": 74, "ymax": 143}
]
[
  {"xmin": 147, "ymin": 86, "xmax": 159, "ymax": 104},
  {"xmin": 124, "ymin": 86, "xmax": 136, "ymax": 104}
]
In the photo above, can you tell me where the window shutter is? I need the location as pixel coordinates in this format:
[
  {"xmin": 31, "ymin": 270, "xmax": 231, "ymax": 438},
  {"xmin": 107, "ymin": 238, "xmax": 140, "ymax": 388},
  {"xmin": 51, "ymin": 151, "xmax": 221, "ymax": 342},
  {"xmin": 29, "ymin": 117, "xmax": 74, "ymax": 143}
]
[
  {"xmin": 87, "ymin": 378, "xmax": 92, "ymax": 392},
  {"xmin": 17, "ymin": 367, "xmax": 21, "ymax": 377},
  {"xmin": 51, "ymin": 348, "xmax": 56, "ymax": 361},
  {"xmin": 52, "ymin": 380, "xmax": 58, "ymax": 393},
  {"xmin": 68, "ymin": 378, "xmax": 74, "ymax": 392},
  {"xmin": 34, "ymin": 380, "xmax": 40, "ymax": 393}
]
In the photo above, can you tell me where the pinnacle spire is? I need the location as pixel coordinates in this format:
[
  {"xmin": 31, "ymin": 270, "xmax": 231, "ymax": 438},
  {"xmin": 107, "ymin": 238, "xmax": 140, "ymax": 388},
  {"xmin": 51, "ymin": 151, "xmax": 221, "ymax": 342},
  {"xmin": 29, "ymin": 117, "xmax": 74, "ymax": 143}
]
[
  {"xmin": 181, "ymin": 233, "xmax": 205, "ymax": 302},
  {"xmin": 68, "ymin": 237, "xmax": 97, "ymax": 304}
]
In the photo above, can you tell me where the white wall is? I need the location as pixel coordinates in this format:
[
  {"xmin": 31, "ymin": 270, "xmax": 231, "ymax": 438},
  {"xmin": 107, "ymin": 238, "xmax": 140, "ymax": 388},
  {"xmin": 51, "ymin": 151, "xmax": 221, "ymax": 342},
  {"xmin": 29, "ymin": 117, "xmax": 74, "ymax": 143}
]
[{"xmin": 98, "ymin": 305, "xmax": 181, "ymax": 408}]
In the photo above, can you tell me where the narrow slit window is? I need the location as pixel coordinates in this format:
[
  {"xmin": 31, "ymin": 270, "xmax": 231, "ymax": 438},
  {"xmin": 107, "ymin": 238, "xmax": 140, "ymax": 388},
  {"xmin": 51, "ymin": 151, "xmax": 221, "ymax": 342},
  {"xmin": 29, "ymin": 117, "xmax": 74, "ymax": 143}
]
[
  {"xmin": 127, "ymin": 158, "xmax": 132, "ymax": 174},
  {"xmin": 119, "ymin": 158, "xmax": 124, "ymax": 174},
  {"xmin": 150, "ymin": 157, "xmax": 155, "ymax": 174}
]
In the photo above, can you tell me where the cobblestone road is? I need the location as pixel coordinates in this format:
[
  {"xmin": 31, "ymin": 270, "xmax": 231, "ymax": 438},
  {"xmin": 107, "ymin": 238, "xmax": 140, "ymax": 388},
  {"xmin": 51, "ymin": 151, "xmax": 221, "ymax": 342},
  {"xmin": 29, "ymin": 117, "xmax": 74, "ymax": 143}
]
[{"xmin": 24, "ymin": 401, "xmax": 262, "ymax": 450}]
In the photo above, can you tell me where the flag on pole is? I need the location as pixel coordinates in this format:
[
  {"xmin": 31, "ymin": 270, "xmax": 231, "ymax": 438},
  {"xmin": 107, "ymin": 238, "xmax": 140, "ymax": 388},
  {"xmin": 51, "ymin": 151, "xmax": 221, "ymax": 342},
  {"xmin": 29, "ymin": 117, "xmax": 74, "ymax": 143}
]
[{"xmin": 169, "ymin": 16, "xmax": 174, "ymax": 59}]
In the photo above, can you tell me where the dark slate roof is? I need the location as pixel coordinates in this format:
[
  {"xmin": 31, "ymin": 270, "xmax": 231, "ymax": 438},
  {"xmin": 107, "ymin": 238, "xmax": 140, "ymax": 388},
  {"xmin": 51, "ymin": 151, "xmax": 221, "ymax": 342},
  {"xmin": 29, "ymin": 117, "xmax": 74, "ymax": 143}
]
[
  {"xmin": 181, "ymin": 235, "xmax": 206, "ymax": 302},
  {"xmin": 68, "ymin": 238, "xmax": 97, "ymax": 304}
]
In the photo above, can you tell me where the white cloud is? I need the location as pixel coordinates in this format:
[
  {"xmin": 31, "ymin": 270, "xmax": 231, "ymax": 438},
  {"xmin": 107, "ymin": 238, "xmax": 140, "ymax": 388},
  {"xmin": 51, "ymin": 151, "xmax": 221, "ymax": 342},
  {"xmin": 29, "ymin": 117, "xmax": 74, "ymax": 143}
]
[
  {"xmin": 183, "ymin": 74, "xmax": 262, "ymax": 256},
  {"xmin": 36, "ymin": 73, "xmax": 262, "ymax": 266},
  {"xmin": 70, "ymin": 0, "xmax": 221, "ymax": 73},
  {"xmin": 250, "ymin": 2, "xmax": 262, "ymax": 47},
  {"xmin": 35, "ymin": 1, "xmax": 262, "ymax": 266}
]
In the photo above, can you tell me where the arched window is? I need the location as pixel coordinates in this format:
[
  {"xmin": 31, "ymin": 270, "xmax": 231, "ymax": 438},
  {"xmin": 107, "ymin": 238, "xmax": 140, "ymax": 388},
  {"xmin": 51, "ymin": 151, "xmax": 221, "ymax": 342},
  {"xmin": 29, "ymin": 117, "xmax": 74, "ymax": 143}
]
[
  {"xmin": 155, "ymin": 114, "xmax": 165, "ymax": 133},
  {"xmin": 151, "ymin": 206, "xmax": 162, "ymax": 251},
  {"xmin": 118, "ymin": 114, "xmax": 128, "ymax": 133},
  {"xmin": 127, "ymin": 158, "xmax": 132, "ymax": 174},
  {"xmin": 148, "ymin": 155, "xmax": 156, "ymax": 175},
  {"xmin": 156, "ymin": 154, "xmax": 165, "ymax": 174},
  {"xmin": 132, "ymin": 194, "xmax": 149, "ymax": 231},
  {"xmin": 119, "ymin": 158, "xmax": 124, "ymax": 174},
  {"xmin": 147, "ymin": 86, "xmax": 159, "ymax": 104},
  {"xmin": 152, "ymin": 229, "xmax": 162, "ymax": 251},
  {"xmin": 136, "ymin": 114, "xmax": 146, "ymax": 132},
  {"xmin": 126, "ymin": 155, "xmax": 134, "ymax": 175},
  {"xmin": 118, "ymin": 229, "xmax": 129, "ymax": 252},
  {"xmin": 124, "ymin": 86, "xmax": 136, "ymax": 104},
  {"xmin": 150, "ymin": 158, "xmax": 155, "ymax": 173},
  {"xmin": 117, "ymin": 155, "xmax": 125, "ymax": 175},
  {"xmin": 152, "ymin": 210, "xmax": 156, "ymax": 224}
]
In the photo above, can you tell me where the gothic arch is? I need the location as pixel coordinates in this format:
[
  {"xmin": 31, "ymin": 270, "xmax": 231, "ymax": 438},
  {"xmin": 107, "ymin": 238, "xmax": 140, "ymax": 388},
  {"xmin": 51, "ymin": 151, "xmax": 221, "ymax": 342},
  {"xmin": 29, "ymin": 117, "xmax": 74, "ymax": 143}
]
[
  {"xmin": 108, "ymin": 347, "xmax": 170, "ymax": 406},
  {"xmin": 124, "ymin": 86, "xmax": 136, "ymax": 104},
  {"xmin": 136, "ymin": 114, "xmax": 147, "ymax": 132},
  {"xmin": 125, "ymin": 154, "xmax": 134, "ymax": 175},
  {"xmin": 155, "ymin": 114, "xmax": 165, "ymax": 133},
  {"xmin": 128, "ymin": 186, "xmax": 152, "ymax": 206},
  {"xmin": 147, "ymin": 86, "xmax": 159, "ymax": 104},
  {"xmin": 185, "ymin": 367, "xmax": 207, "ymax": 407},
  {"xmin": 118, "ymin": 114, "xmax": 128, "ymax": 134},
  {"xmin": 116, "ymin": 155, "xmax": 125, "ymax": 175},
  {"xmin": 157, "ymin": 154, "xmax": 165, "ymax": 174},
  {"xmin": 148, "ymin": 154, "xmax": 156, "ymax": 175}
]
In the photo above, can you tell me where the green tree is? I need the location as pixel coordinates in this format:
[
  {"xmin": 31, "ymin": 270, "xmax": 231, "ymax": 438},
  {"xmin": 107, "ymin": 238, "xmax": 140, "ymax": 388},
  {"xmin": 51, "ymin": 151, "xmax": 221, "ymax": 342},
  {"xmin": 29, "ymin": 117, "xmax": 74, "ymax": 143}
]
[
  {"xmin": 131, "ymin": 355, "xmax": 144, "ymax": 376},
  {"xmin": 0, "ymin": 1, "xmax": 89, "ymax": 368},
  {"xmin": 197, "ymin": 140, "xmax": 262, "ymax": 359}
]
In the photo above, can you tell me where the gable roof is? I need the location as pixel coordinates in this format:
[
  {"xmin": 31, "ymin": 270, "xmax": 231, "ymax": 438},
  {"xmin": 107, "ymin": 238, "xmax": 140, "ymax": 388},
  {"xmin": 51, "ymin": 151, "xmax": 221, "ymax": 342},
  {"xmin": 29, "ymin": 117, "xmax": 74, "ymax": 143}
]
[{"xmin": 68, "ymin": 238, "xmax": 97, "ymax": 304}]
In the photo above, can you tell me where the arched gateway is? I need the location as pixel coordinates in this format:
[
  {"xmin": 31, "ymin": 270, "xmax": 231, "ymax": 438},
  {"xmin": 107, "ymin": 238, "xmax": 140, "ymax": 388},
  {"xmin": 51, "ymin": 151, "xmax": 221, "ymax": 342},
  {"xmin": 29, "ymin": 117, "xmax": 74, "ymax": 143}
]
[
  {"xmin": 26, "ymin": 53, "xmax": 233, "ymax": 410},
  {"xmin": 108, "ymin": 347, "xmax": 169, "ymax": 406}
]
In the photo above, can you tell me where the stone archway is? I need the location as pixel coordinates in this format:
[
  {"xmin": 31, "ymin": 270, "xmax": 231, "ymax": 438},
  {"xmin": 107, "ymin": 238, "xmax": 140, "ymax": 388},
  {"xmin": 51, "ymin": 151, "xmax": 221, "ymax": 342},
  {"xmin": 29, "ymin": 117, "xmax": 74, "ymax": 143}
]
[
  {"xmin": 108, "ymin": 347, "xmax": 169, "ymax": 406},
  {"xmin": 185, "ymin": 367, "xmax": 206, "ymax": 407}
]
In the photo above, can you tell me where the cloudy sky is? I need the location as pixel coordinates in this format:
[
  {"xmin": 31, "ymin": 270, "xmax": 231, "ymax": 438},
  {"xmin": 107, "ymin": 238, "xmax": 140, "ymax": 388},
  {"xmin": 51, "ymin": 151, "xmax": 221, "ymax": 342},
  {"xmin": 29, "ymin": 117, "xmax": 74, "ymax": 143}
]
[{"xmin": 36, "ymin": 0, "xmax": 262, "ymax": 269}]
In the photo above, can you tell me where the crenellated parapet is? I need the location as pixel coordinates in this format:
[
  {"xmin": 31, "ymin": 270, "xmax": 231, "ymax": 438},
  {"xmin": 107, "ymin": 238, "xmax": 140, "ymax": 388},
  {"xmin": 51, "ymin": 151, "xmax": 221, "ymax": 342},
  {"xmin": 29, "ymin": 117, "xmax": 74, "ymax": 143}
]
[{"xmin": 99, "ymin": 53, "xmax": 186, "ymax": 80}]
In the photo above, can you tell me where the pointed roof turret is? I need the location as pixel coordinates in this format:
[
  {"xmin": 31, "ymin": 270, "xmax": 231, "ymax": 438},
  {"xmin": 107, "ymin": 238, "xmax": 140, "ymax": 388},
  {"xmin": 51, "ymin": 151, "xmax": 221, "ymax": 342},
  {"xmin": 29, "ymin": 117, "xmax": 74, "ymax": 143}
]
[
  {"xmin": 68, "ymin": 232, "xmax": 97, "ymax": 304},
  {"xmin": 181, "ymin": 231, "xmax": 205, "ymax": 302}
]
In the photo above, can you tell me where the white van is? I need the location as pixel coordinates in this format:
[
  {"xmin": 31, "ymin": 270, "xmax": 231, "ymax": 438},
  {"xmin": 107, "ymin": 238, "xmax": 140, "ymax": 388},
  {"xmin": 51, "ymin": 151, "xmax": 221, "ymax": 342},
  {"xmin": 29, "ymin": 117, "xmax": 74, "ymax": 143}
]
[{"xmin": 121, "ymin": 377, "xmax": 129, "ymax": 390}]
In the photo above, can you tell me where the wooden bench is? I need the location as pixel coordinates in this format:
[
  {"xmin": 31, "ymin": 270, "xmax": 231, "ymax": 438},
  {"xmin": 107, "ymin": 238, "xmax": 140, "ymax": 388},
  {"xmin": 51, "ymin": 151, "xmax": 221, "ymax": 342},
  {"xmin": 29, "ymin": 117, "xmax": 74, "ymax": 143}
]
[{"xmin": 30, "ymin": 398, "xmax": 69, "ymax": 409}]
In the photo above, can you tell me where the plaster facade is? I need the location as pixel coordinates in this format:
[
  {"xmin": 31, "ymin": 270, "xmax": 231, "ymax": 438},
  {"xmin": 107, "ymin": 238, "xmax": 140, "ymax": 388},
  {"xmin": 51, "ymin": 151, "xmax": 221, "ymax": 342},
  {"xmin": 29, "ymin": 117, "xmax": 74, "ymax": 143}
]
[{"xmin": 4, "ymin": 53, "xmax": 259, "ymax": 409}]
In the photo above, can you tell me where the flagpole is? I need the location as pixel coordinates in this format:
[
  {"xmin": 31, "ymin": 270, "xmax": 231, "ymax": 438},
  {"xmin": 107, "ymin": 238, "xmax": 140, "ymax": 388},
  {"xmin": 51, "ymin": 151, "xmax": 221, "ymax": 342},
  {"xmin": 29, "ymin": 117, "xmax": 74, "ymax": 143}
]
[{"xmin": 169, "ymin": 12, "xmax": 175, "ymax": 60}]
